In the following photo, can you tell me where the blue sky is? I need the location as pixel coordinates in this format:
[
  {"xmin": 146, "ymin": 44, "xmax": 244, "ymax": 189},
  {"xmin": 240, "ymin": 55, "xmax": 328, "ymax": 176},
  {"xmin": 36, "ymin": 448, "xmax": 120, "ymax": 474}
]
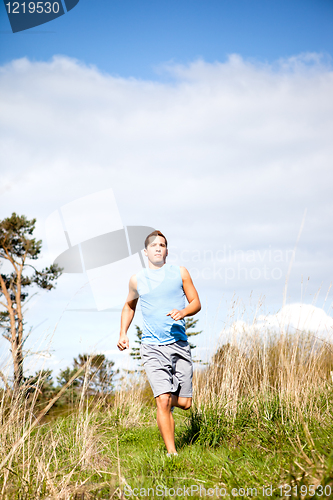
[
  {"xmin": 1, "ymin": 0, "xmax": 333, "ymax": 78},
  {"xmin": 0, "ymin": 0, "xmax": 333, "ymax": 378}
]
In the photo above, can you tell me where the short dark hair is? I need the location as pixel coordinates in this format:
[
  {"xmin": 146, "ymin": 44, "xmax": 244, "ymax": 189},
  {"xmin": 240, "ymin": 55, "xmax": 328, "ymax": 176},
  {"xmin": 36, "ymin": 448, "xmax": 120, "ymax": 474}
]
[{"xmin": 145, "ymin": 230, "xmax": 168, "ymax": 249}]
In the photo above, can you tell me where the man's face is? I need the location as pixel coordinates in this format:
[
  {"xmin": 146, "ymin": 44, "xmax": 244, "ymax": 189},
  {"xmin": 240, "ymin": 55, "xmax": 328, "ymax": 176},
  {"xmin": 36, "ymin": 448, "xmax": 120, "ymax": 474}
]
[{"xmin": 144, "ymin": 235, "xmax": 168, "ymax": 267}]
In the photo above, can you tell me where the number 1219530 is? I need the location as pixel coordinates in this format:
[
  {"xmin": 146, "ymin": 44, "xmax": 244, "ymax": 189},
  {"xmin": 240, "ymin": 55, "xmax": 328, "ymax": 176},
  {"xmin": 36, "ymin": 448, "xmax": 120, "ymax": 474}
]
[
  {"xmin": 279, "ymin": 484, "xmax": 331, "ymax": 497},
  {"xmin": 5, "ymin": 2, "xmax": 60, "ymax": 14}
]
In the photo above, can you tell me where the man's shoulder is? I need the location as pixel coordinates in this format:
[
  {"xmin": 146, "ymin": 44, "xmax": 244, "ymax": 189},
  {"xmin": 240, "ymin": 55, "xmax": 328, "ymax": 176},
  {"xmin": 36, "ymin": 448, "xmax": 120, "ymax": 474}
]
[
  {"xmin": 179, "ymin": 266, "xmax": 190, "ymax": 279},
  {"xmin": 129, "ymin": 273, "xmax": 138, "ymax": 289}
]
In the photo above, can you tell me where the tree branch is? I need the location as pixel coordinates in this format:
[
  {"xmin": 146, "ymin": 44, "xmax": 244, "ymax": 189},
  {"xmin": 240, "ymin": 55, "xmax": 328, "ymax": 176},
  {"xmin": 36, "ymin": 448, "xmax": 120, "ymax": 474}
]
[
  {"xmin": 21, "ymin": 292, "xmax": 38, "ymax": 312},
  {"xmin": 0, "ymin": 274, "xmax": 13, "ymax": 311},
  {"xmin": 2, "ymin": 244, "xmax": 18, "ymax": 273},
  {"xmin": 23, "ymin": 263, "xmax": 38, "ymax": 273}
]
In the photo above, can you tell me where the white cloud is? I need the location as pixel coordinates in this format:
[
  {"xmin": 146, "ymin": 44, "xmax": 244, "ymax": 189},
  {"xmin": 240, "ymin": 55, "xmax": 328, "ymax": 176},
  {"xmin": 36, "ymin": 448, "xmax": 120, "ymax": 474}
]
[
  {"xmin": 0, "ymin": 53, "xmax": 332, "ymax": 369},
  {"xmin": 1, "ymin": 53, "xmax": 332, "ymax": 243},
  {"xmin": 225, "ymin": 303, "xmax": 333, "ymax": 342}
]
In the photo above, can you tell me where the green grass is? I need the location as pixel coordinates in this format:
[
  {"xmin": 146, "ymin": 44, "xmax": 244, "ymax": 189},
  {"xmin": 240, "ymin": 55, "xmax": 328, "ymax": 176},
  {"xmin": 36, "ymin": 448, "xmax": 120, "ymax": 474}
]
[
  {"xmin": 2, "ymin": 327, "xmax": 333, "ymax": 498},
  {"xmin": 1, "ymin": 393, "xmax": 333, "ymax": 499},
  {"xmin": 107, "ymin": 398, "xmax": 333, "ymax": 499}
]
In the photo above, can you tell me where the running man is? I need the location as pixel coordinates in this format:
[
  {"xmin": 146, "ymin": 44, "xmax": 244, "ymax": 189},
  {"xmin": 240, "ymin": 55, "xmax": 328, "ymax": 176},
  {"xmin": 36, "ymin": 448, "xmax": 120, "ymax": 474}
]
[{"xmin": 117, "ymin": 230, "xmax": 201, "ymax": 456}]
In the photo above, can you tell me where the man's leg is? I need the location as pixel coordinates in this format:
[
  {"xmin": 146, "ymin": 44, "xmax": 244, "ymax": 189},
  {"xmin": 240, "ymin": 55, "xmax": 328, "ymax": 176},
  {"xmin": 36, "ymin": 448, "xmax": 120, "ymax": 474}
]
[
  {"xmin": 170, "ymin": 341, "xmax": 193, "ymax": 412},
  {"xmin": 171, "ymin": 395, "xmax": 192, "ymax": 410},
  {"xmin": 141, "ymin": 342, "xmax": 192, "ymax": 453},
  {"xmin": 156, "ymin": 393, "xmax": 177, "ymax": 453},
  {"xmin": 155, "ymin": 393, "xmax": 192, "ymax": 454}
]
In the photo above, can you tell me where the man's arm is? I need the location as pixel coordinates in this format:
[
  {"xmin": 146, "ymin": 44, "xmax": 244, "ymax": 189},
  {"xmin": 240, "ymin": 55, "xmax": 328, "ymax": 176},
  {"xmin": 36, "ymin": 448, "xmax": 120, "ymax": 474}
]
[
  {"xmin": 117, "ymin": 275, "xmax": 138, "ymax": 351},
  {"xmin": 167, "ymin": 267, "xmax": 201, "ymax": 321}
]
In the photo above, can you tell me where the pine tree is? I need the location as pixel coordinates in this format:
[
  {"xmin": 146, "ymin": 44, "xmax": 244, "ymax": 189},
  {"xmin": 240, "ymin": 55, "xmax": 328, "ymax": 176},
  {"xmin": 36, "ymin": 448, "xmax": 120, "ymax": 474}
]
[
  {"xmin": 129, "ymin": 325, "xmax": 143, "ymax": 360},
  {"xmin": 0, "ymin": 213, "xmax": 62, "ymax": 394},
  {"xmin": 185, "ymin": 317, "xmax": 202, "ymax": 350},
  {"xmin": 57, "ymin": 353, "xmax": 117, "ymax": 395}
]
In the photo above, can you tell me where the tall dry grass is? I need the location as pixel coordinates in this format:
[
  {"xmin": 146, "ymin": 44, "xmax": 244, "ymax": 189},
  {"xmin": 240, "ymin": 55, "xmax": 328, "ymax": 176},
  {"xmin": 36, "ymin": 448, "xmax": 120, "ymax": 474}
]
[
  {"xmin": 194, "ymin": 325, "xmax": 333, "ymax": 420},
  {"xmin": 0, "ymin": 357, "xmax": 148, "ymax": 499},
  {"xmin": 1, "ymin": 309, "xmax": 333, "ymax": 497}
]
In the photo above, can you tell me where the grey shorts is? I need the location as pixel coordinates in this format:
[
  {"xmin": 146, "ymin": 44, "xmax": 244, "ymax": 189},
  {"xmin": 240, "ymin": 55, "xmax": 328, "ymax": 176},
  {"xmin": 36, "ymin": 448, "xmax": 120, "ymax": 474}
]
[{"xmin": 140, "ymin": 340, "xmax": 193, "ymax": 398}]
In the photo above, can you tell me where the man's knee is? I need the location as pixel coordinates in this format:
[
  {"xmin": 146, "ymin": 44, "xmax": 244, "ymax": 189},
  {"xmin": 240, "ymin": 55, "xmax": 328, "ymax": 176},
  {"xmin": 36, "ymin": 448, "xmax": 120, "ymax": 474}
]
[{"xmin": 156, "ymin": 393, "xmax": 172, "ymax": 411}]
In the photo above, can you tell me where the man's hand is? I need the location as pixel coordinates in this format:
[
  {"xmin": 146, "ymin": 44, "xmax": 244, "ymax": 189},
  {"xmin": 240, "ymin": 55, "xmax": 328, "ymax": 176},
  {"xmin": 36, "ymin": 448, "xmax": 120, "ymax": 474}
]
[
  {"xmin": 117, "ymin": 334, "xmax": 129, "ymax": 351},
  {"xmin": 166, "ymin": 309, "xmax": 185, "ymax": 321}
]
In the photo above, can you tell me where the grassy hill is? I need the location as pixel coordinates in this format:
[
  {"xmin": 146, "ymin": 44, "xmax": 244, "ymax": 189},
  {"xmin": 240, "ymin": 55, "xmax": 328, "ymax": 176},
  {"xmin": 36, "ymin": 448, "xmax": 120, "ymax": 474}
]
[{"xmin": 1, "ymin": 330, "xmax": 333, "ymax": 499}]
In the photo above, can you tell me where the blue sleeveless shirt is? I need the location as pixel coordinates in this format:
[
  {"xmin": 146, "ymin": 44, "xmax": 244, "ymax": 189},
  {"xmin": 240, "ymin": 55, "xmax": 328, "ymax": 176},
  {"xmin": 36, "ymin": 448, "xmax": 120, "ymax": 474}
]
[{"xmin": 136, "ymin": 263, "xmax": 187, "ymax": 345}]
